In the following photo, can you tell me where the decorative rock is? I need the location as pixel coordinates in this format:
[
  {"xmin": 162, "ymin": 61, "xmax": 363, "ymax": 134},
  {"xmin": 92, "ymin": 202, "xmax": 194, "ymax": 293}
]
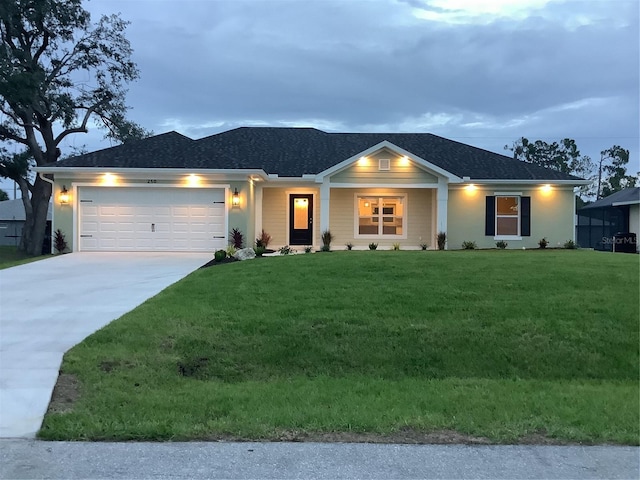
[{"xmin": 233, "ymin": 247, "xmax": 256, "ymax": 261}]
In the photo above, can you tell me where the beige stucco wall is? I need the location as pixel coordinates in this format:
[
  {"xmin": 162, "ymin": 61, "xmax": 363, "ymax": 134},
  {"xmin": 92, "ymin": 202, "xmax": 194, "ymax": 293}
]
[
  {"xmin": 329, "ymin": 188, "xmax": 433, "ymax": 249},
  {"xmin": 447, "ymin": 185, "xmax": 575, "ymax": 249},
  {"xmin": 261, "ymin": 186, "xmax": 321, "ymax": 247},
  {"xmin": 331, "ymin": 149, "xmax": 438, "ymax": 184},
  {"xmin": 228, "ymin": 180, "xmax": 254, "ymax": 248}
]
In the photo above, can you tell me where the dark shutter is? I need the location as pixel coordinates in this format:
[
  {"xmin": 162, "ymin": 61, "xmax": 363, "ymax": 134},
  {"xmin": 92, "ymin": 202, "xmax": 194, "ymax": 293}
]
[
  {"xmin": 521, "ymin": 196, "xmax": 531, "ymax": 236},
  {"xmin": 485, "ymin": 196, "xmax": 495, "ymax": 236}
]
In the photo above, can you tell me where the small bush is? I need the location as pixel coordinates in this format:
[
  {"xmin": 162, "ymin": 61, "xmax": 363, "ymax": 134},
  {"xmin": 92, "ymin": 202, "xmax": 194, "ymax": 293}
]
[
  {"xmin": 53, "ymin": 229, "xmax": 68, "ymax": 254},
  {"xmin": 279, "ymin": 245, "xmax": 292, "ymax": 255},
  {"xmin": 419, "ymin": 243, "xmax": 428, "ymax": 250},
  {"xmin": 230, "ymin": 228, "xmax": 244, "ymax": 249},
  {"xmin": 368, "ymin": 242, "xmax": 378, "ymax": 250},
  {"xmin": 392, "ymin": 242, "xmax": 401, "ymax": 251},
  {"xmin": 538, "ymin": 237, "xmax": 549, "ymax": 249},
  {"xmin": 214, "ymin": 250, "xmax": 227, "ymax": 262},
  {"xmin": 462, "ymin": 240, "xmax": 477, "ymax": 250},
  {"xmin": 226, "ymin": 245, "xmax": 237, "ymax": 257},
  {"xmin": 304, "ymin": 246, "xmax": 312, "ymax": 253},
  {"xmin": 345, "ymin": 242, "xmax": 354, "ymax": 251},
  {"xmin": 254, "ymin": 246, "xmax": 266, "ymax": 257},
  {"xmin": 564, "ymin": 239, "xmax": 578, "ymax": 249},
  {"xmin": 321, "ymin": 229, "xmax": 333, "ymax": 250},
  {"xmin": 437, "ymin": 231, "xmax": 446, "ymax": 250},
  {"xmin": 255, "ymin": 229, "xmax": 272, "ymax": 248},
  {"xmin": 495, "ymin": 240, "xmax": 508, "ymax": 249}
]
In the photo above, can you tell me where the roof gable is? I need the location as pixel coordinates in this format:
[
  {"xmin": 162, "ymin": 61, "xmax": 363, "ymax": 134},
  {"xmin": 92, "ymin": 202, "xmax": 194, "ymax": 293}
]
[{"xmin": 316, "ymin": 141, "xmax": 461, "ymax": 182}]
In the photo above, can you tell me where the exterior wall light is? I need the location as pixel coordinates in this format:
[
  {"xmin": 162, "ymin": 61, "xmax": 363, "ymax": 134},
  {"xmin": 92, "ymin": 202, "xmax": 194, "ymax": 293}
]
[
  {"xmin": 232, "ymin": 188, "xmax": 240, "ymax": 207},
  {"xmin": 59, "ymin": 185, "xmax": 70, "ymax": 205}
]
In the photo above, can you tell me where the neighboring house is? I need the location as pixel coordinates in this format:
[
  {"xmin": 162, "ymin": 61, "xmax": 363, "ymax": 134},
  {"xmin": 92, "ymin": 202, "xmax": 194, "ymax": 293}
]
[
  {"xmin": 35, "ymin": 127, "xmax": 588, "ymax": 252},
  {"xmin": 0, "ymin": 199, "xmax": 52, "ymax": 251},
  {"xmin": 577, "ymin": 187, "xmax": 640, "ymax": 252}
]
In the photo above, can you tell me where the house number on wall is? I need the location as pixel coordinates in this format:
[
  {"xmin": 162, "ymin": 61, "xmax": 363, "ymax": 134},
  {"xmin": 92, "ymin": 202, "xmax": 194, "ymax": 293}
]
[{"xmin": 146, "ymin": 179, "xmax": 157, "ymax": 184}]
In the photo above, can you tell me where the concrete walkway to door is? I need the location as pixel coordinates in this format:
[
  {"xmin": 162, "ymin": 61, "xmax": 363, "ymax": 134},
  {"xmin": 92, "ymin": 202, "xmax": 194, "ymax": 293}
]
[{"xmin": 0, "ymin": 252, "xmax": 211, "ymax": 438}]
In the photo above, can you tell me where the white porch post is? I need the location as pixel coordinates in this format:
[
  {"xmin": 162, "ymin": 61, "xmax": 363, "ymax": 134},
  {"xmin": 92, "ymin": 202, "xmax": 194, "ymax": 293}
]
[
  {"xmin": 319, "ymin": 179, "xmax": 330, "ymax": 236},
  {"xmin": 437, "ymin": 178, "xmax": 448, "ymax": 249},
  {"xmin": 254, "ymin": 183, "xmax": 263, "ymax": 237}
]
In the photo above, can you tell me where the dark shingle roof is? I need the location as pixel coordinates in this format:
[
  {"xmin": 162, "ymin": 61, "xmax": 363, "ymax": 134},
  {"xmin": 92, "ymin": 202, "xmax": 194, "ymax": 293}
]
[
  {"xmin": 52, "ymin": 132, "xmax": 197, "ymax": 168},
  {"xmin": 51, "ymin": 127, "xmax": 583, "ymax": 181},
  {"xmin": 580, "ymin": 187, "xmax": 640, "ymax": 210}
]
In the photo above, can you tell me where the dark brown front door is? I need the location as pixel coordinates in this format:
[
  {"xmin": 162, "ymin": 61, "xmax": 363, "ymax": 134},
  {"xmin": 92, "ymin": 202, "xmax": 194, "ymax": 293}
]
[{"xmin": 289, "ymin": 194, "xmax": 313, "ymax": 245}]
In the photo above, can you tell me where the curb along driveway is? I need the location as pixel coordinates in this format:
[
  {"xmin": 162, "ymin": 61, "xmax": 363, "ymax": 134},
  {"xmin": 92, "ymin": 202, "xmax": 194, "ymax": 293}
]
[
  {"xmin": 1, "ymin": 440, "xmax": 638, "ymax": 479},
  {"xmin": 0, "ymin": 252, "xmax": 211, "ymax": 438}
]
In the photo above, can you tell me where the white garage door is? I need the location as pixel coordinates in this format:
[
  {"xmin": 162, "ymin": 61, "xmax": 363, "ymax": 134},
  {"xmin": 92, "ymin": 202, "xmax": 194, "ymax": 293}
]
[{"xmin": 79, "ymin": 187, "xmax": 226, "ymax": 252}]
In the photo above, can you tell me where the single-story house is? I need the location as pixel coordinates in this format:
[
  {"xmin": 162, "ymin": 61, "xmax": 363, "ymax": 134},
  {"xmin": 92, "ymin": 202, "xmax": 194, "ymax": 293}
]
[
  {"xmin": 35, "ymin": 127, "xmax": 588, "ymax": 252},
  {"xmin": 577, "ymin": 187, "xmax": 639, "ymax": 252},
  {"xmin": 0, "ymin": 198, "xmax": 52, "ymax": 251}
]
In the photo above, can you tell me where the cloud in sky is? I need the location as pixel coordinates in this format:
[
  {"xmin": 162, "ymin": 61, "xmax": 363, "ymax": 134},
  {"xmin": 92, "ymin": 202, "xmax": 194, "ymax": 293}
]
[{"xmin": 1, "ymin": 0, "xmax": 638, "ymax": 195}]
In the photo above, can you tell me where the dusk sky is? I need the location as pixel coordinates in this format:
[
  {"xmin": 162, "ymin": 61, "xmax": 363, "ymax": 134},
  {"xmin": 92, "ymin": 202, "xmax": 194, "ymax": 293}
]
[{"xmin": 2, "ymin": 0, "xmax": 639, "ymax": 195}]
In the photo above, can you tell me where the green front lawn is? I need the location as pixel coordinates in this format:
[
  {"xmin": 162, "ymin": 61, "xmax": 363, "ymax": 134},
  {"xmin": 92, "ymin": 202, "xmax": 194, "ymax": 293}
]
[
  {"xmin": 40, "ymin": 250, "xmax": 640, "ymax": 443},
  {"xmin": 0, "ymin": 245, "xmax": 49, "ymax": 269}
]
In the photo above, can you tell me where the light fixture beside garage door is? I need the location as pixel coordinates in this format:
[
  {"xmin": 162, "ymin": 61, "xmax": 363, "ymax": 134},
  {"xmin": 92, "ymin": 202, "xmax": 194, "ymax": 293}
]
[
  {"xmin": 59, "ymin": 185, "xmax": 70, "ymax": 205},
  {"xmin": 232, "ymin": 188, "xmax": 240, "ymax": 207}
]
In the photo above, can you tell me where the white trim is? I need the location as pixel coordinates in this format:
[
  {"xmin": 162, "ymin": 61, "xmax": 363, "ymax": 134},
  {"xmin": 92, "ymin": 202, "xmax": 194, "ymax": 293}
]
[
  {"xmin": 470, "ymin": 179, "xmax": 590, "ymax": 185},
  {"xmin": 285, "ymin": 190, "xmax": 317, "ymax": 247},
  {"xmin": 254, "ymin": 184, "xmax": 263, "ymax": 239},
  {"xmin": 320, "ymin": 179, "xmax": 330, "ymax": 234},
  {"xmin": 612, "ymin": 200, "xmax": 640, "ymax": 206},
  {"xmin": 72, "ymin": 183, "xmax": 229, "ymax": 252},
  {"xmin": 72, "ymin": 184, "xmax": 78, "ymax": 251},
  {"xmin": 329, "ymin": 182, "xmax": 439, "ymax": 189},
  {"xmin": 437, "ymin": 178, "xmax": 448, "ymax": 243},
  {"xmin": 353, "ymin": 192, "xmax": 408, "ymax": 240},
  {"xmin": 573, "ymin": 193, "xmax": 577, "ymax": 243},
  {"xmin": 494, "ymin": 194, "xmax": 521, "ymax": 237},
  {"xmin": 36, "ymin": 166, "xmax": 268, "ymax": 178},
  {"xmin": 494, "ymin": 235, "xmax": 522, "ymax": 241},
  {"xmin": 431, "ymin": 189, "xmax": 437, "ymax": 249},
  {"xmin": 315, "ymin": 141, "xmax": 462, "ymax": 182},
  {"xmin": 72, "ymin": 181, "xmax": 230, "ymax": 189}
]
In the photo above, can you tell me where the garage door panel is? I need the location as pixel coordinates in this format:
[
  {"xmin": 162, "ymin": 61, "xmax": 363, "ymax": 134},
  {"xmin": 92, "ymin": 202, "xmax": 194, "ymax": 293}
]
[
  {"xmin": 172, "ymin": 206, "xmax": 189, "ymax": 217},
  {"xmin": 79, "ymin": 187, "xmax": 226, "ymax": 252},
  {"xmin": 100, "ymin": 222, "xmax": 118, "ymax": 233}
]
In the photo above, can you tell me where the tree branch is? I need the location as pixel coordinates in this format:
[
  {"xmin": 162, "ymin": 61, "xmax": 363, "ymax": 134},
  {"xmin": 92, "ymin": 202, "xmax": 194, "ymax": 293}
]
[
  {"xmin": 0, "ymin": 125, "xmax": 29, "ymax": 145},
  {"xmin": 54, "ymin": 98, "xmax": 110, "ymax": 146}
]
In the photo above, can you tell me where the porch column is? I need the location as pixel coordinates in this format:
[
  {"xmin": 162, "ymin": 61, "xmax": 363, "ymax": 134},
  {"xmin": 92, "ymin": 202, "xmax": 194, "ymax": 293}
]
[
  {"xmin": 319, "ymin": 179, "xmax": 330, "ymax": 234},
  {"xmin": 254, "ymin": 183, "xmax": 263, "ymax": 237},
  {"xmin": 437, "ymin": 178, "xmax": 448, "ymax": 249}
]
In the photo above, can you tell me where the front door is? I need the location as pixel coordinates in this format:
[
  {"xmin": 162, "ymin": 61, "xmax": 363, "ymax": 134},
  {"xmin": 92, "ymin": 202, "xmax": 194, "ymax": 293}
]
[{"xmin": 289, "ymin": 194, "xmax": 313, "ymax": 245}]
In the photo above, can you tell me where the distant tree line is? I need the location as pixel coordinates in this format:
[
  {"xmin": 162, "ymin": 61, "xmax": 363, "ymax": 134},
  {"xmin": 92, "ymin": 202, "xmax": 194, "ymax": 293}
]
[{"xmin": 505, "ymin": 138, "xmax": 638, "ymax": 204}]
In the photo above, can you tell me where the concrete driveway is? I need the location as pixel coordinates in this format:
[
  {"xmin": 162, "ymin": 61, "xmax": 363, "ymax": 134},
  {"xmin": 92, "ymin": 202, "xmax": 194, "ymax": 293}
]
[{"xmin": 0, "ymin": 252, "xmax": 211, "ymax": 438}]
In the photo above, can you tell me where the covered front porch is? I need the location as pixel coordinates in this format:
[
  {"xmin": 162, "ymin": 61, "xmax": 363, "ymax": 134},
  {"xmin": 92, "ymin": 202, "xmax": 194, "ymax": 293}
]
[{"xmin": 256, "ymin": 184, "xmax": 448, "ymax": 250}]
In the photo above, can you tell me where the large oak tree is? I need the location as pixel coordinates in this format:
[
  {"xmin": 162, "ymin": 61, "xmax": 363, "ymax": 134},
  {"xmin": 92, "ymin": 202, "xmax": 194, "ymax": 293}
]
[{"xmin": 0, "ymin": 0, "xmax": 147, "ymax": 255}]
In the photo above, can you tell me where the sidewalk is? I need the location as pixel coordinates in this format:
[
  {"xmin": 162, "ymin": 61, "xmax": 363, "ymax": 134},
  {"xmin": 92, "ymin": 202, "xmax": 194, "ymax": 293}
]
[{"xmin": 1, "ymin": 440, "xmax": 638, "ymax": 479}]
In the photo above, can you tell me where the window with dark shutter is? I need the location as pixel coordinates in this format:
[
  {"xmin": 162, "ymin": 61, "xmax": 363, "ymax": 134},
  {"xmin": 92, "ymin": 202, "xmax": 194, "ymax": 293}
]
[
  {"xmin": 487, "ymin": 194, "xmax": 531, "ymax": 238},
  {"xmin": 485, "ymin": 196, "xmax": 495, "ymax": 236},
  {"xmin": 521, "ymin": 196, "xmax": 531, "ymax": 236}
]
